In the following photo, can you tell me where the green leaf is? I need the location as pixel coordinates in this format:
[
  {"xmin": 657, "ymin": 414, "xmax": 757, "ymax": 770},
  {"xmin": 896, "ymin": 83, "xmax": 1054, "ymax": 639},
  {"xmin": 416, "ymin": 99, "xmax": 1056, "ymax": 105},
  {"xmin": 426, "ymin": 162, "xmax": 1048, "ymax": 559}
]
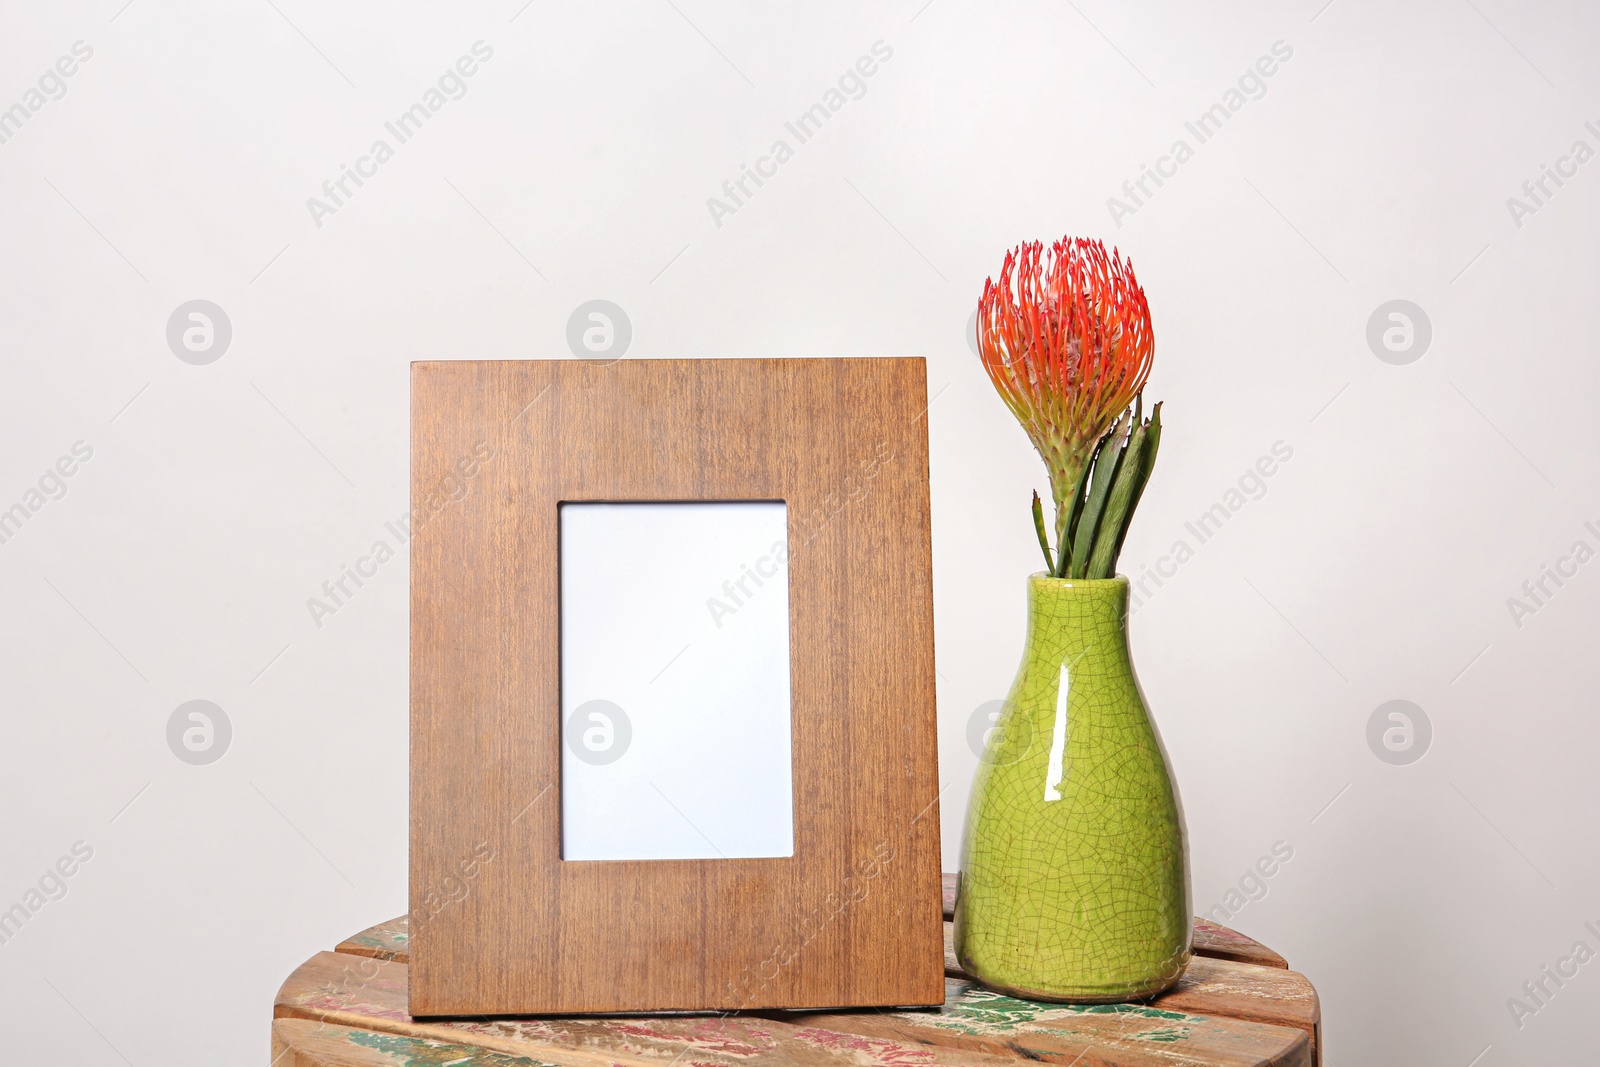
[
  {"xmin": 1069, "ymin": 411, "xmax": 1131, "ymax": 579},
  {"xmin": 1086, "ymin": 420, "xmax": 1149, "ymax": 578},
  {"xmin": 1108, "ymin": 401, "xmax": 1162, "ymax": 568},
  {"xmin": 1056, "ymin": 432, "xmax": 1108, "ymax": 579},
  {"xmin": 1031, "ymin": 490, "xmax": 1053, "ymax": 574}
]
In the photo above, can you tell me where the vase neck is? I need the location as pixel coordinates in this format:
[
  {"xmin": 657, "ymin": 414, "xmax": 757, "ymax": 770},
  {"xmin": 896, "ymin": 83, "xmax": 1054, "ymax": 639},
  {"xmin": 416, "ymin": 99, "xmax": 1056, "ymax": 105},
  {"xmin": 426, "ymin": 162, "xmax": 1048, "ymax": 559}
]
[{"xmin": 1025, "ymin": 576, "xmax": 1130, "ymax": 658}]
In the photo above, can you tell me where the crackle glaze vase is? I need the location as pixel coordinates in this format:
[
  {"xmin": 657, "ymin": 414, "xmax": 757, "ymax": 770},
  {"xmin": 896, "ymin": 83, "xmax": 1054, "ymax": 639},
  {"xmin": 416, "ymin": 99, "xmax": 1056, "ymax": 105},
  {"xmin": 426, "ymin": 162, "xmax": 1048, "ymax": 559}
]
[{"xmin": 954, "ymin": 574, "xmax": 1191, "ymax": 1002}]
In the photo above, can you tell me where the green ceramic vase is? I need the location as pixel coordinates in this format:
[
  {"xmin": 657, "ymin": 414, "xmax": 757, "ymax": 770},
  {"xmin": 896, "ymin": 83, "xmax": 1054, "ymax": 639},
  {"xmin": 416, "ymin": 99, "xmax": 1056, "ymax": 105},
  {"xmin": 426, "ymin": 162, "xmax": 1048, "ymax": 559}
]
[{"xmin": 954, "ymin": 574, "xmax": 1190, "ymax": 1002}]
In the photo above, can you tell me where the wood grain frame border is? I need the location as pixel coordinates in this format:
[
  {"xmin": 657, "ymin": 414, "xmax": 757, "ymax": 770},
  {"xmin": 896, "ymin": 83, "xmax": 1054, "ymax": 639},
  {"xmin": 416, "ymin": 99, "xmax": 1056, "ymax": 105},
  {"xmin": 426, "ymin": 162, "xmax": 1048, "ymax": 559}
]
[{"xmin": 410, "ymin": 358, "xmax": 943, "ymax": 1015}]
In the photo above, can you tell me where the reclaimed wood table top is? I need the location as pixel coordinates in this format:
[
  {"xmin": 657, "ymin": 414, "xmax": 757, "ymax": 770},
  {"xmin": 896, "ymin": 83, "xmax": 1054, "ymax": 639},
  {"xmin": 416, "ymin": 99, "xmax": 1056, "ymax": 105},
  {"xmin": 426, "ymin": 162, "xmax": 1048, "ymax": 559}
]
[{"xmin": 272, "ymin": 875, "xmax": 1319, "ymax": 1067}]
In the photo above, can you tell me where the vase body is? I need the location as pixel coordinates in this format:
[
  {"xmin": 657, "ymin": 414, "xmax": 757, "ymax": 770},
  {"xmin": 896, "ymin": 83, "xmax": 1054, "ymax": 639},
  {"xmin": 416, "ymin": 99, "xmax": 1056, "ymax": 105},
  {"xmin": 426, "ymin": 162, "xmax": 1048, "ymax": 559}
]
[{"xmin": 954, "ymin": 575, "xmax": 1190, "ymax": 1002}]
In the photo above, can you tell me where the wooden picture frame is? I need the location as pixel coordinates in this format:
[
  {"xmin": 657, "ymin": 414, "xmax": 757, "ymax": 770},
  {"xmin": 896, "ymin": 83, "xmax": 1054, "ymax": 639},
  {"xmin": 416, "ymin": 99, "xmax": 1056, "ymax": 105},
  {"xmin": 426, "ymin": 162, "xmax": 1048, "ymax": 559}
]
[{"xmin": 409, "ymin": 357, "xmax": 944, "ymax": 1015}]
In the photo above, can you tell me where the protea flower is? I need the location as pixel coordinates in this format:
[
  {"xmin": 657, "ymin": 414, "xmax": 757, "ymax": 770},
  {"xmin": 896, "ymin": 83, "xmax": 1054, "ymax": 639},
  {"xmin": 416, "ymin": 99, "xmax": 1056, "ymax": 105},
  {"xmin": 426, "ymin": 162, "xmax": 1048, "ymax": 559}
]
[{"xmin": 977, "ymin": 237, "xmax": 1163, "ymax": 579}]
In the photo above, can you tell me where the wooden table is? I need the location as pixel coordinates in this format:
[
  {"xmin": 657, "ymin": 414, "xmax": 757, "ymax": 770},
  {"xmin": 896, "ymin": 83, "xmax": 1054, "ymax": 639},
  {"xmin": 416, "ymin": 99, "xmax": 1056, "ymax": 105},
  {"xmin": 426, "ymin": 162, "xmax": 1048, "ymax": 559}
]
[{"xmin": 272, "ymin": 875, "xmax": 1320, "ymax": 1067}]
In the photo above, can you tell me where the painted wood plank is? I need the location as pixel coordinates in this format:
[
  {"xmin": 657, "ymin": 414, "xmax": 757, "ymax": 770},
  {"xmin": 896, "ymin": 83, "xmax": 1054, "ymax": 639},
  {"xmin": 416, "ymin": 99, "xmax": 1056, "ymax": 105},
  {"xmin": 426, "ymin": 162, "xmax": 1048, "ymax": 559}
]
[
  {"xmin": 327, "ymin": 914, "xmax": 1313, "ymax": 1064},
  {"xmin": 341, "ymin": 914, "xmax": 1313, "ymax": 1058},
  {"xmin": 776, "ymin": 979, "xmax": 1310, "ymax": 1067},
  {"xmin": 1192, "ymin": 919, "xmax": 1288, "ymax": 970},
  {"xmin": 1151, "ymin": 957, "xmax": 1318, "ymax": 1053},
  {"xmin": 336, "ymin": 919, "xmax": 410, "ymax": 962},
  {"xmin": 277, "ymin": 951, "xmax": 1024, "ymax": 1067},
  {"xmin": 281, "ymin": 950, "xmax": 1310, "ymax": 1067},
  {"xmin": 273, "ymin": 1018, "xmax": 563, "ymax": 1067}
]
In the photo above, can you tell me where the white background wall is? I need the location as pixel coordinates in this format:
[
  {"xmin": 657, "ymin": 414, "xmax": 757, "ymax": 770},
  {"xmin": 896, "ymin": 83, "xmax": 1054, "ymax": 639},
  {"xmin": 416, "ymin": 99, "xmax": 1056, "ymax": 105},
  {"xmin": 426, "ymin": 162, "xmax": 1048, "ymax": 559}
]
[{"xmin": 1, "ymin": 1, "xmax": 1595, "ymax": 1063}]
